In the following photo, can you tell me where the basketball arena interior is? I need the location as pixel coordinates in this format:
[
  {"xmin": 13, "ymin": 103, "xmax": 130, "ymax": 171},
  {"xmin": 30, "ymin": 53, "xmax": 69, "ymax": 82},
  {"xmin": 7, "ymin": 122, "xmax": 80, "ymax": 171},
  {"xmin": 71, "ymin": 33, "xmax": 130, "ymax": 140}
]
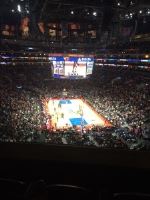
[{"xmin": 0, "ymin": 0, "xmax": 150, "ymax": 199}]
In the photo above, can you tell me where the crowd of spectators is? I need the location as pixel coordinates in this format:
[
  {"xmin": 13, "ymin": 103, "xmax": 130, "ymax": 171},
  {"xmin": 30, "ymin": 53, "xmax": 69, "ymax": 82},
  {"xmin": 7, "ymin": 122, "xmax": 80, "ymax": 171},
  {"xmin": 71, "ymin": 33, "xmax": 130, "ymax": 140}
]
[{"xmin": 0, "ymin": 64, "xmax": 149, "ymax": 150}]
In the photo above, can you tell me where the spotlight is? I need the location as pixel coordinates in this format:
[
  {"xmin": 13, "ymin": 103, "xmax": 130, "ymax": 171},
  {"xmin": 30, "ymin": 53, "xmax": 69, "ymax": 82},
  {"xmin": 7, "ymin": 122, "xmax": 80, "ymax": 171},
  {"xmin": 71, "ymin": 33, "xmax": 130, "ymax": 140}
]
[
  {"xmin": 147, "ymin": 9, "xmax": 150, "ymax": 15},
  {"xmin": 71, "ymin": 10, "xmax": 74, "ymax": 15},
  {"xmin": 17, "ymin": 4, "xmax": 21, "ymax": 13},
  {"xmin": 130, "ymin": 13, "xmax": 133, "ymax": 18},
  {"xmin": 93, "ymin": 11, "xmax": 97, "ymax": 16}
]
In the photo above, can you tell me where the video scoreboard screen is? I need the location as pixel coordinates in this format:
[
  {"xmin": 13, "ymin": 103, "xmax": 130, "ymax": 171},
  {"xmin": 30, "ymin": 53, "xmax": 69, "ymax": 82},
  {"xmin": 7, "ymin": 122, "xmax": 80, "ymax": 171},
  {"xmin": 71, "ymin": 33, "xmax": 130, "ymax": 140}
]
[{"xmin": 49, "ymin": 54, "xmax": 94, "ymax": 79}]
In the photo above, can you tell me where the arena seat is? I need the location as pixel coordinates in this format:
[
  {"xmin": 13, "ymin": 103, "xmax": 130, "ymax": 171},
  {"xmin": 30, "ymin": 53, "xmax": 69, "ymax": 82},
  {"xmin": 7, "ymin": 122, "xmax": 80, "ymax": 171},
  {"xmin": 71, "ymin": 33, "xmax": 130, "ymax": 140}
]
[
  {"xmin": 0, "ymin": 178, "xmax": 25, "ymax": 200},
  {"xmin": 46, "ymin": 184, "xmax": 94, "ymax": 200},
  {"xmin": 113, "ymin": 193, "xmax": 150, "ymax": 200},
  {"xmin": 25, "ymin": 180, "xmax": 95, "ymax": 200}
]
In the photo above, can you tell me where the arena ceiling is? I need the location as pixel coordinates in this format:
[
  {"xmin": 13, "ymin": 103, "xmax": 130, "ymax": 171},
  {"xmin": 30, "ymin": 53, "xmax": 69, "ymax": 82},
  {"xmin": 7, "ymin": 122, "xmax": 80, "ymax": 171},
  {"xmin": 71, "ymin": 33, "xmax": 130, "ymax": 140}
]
[
  {"xmin": 1, "ymin": 0, "xmax": 150, "ymax": 24},
  {"xmin": 1, "ymin": 0, "xmax": 150, "ymax": 15}
]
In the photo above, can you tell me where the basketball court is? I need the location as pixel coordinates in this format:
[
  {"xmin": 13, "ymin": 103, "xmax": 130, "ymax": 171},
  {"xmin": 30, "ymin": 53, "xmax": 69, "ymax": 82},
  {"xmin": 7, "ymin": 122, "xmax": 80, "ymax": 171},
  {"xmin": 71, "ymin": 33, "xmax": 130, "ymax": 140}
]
[{"xmin": 43, "ymin": 98, "xmax": 112, "ymax": 130}]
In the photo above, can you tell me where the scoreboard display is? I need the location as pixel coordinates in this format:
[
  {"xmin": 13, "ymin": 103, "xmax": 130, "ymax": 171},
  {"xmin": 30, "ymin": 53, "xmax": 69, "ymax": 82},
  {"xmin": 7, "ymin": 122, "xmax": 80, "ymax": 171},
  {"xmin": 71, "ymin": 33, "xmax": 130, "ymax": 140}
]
[{"xmin": 49, "ymin": 55, "xmax": 94, "ymax": 79}]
